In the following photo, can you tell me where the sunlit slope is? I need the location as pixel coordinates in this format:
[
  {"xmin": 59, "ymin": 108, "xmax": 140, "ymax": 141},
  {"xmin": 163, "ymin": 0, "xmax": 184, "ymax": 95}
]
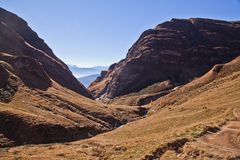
[
  {"xmin": 1, "ymin": 57, "xmax": 239, "ymax": 159},
  {"xmin": 0, "ymin": 80, "xmax": 145, "ymax": 147},
  {"xmin": 0, "ymin": 53, "xmax": 145, "ymax": 147}
]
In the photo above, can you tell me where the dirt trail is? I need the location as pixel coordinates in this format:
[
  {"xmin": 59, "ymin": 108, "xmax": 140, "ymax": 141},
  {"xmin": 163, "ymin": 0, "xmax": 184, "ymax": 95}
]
[
  {"xmin": 233, "ymin": 108, "xmax": 240, "ymax": 119},
  {"xmin": 199, "ymin": 121, "xmax": 240, "ymax": 151},
  {"xmin": 193, "ymin": 108, "xmax": 240, "ymax": 156},
  {"xmin": 199, "ymin": 108, "xmax": 240, "ymax": 150}
]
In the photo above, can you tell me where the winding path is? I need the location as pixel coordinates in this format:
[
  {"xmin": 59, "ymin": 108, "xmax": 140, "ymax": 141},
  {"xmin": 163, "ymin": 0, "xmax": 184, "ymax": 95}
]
[{"xmin": 197, "ymin": 108, "xmax": 240, "ymax": 153}]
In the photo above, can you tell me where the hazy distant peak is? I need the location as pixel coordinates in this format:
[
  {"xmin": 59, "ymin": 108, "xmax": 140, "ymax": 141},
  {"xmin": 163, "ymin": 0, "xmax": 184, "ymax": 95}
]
[{"xmin": 67, "ymin": 64, "xmax": 108, "ymax": 78}]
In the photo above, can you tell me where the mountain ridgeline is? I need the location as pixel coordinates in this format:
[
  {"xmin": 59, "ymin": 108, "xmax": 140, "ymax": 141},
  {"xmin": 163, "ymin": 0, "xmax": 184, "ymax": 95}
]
[
  {"xmin": 1, "ymin": 7, "xmax": 240, "ymax": 160},
  {"xmin": 0, "ymin": 8, "xmax": 92, "ymax": 98},
  {"xmin": 89, "ymin": 18, "xmax": 240, "ymax": 99},
  {"xmin": 0, "ymin": 8, "xmax": 146, "ymax": 147}
]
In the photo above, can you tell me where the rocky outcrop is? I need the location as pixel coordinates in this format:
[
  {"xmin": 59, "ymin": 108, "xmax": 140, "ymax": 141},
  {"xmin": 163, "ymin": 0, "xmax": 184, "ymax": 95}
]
[
  {"xmin": 0, "ymin": 53, "xmax": 52, "ymax": 90},
  {"xmin": 0, "ymin": 8, "xmax": 148, "ymax": 147},
  {"xmin": 0, "ymin": 53, "xmax": 147, "ymax": 146},
  {"xmin": 0, "ymin": 63, "xmax": 18, "ymax": 103},
  {"xmin": 0, "ymin": 8, "xmax": 61, "ymax": 63},
  {"xmin": 0, "ymin": 7, "xmax": 92, "ymax": 98},
  {"xmin": 89, "ymin": 18, "xmax": 240, "ymax": 98}
]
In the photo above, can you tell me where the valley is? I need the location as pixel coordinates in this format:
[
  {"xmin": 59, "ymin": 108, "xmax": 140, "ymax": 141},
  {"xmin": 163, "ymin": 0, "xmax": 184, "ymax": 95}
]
[
  {"xmin": 1, "ymin": 56, "xmax": 240, "ymax": 159},
  {"xmin": 0, "ymin": 6, "xmax": 240, "ymax": 160}
]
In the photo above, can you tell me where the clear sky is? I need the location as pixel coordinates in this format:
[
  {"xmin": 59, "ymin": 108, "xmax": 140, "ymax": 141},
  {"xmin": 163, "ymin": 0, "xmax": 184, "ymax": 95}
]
[{"xmin": 1, "ymin": 0, "xmax": 240, "ymax": 67}]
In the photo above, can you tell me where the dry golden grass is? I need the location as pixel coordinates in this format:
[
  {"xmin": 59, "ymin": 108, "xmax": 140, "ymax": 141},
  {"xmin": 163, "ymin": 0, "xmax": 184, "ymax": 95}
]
[
  {"xmin": 1, "ymin": 57, "xmax": 239, "ymax": 159},
  {"xmin": 0, "ymin": 79, "xmax": 144, "ymax": 148},
  {"xmin": 103, "ymin": 80, "xmax": 174, "ymax": 106}
]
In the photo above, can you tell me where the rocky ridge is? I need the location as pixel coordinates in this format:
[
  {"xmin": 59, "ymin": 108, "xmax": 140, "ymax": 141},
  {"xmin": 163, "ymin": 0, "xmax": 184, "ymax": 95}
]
[
  {"xmin": 89, "ymin": 18, "xmax": 240, "ymax": 99},
  {"xmin": 0, "ymin": 8, "xmax": 146, "ymax": 147},
  {"xmin": 0, "ymin": 7, "xmax": 92, "ymax": 98}
]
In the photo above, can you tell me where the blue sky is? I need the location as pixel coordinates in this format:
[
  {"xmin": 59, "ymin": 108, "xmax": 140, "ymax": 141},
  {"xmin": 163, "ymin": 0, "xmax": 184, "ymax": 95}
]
[{"xmin": 1, "ymin": 0, "xmax": 240, "ymax": 67}]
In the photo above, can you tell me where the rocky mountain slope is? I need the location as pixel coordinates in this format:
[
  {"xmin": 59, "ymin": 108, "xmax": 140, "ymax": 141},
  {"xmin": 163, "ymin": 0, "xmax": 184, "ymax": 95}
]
[
  {"xmin": 89, "ymin": 18, "xmax": 240, "ymax": 99},
  {"xmin": 0, "ymin": 8, "xmax": 146, "ymax": 147},
  {"xmin": 1, "ymin": 7, "xmax": 240, "ymax": 159},
  {"xmin": 0, "ymin": 7, "xmax": 92, "ymax": 98},
  {"xmin": 2, "ymin": 56, "xmax": 239, "ymax": 159}
]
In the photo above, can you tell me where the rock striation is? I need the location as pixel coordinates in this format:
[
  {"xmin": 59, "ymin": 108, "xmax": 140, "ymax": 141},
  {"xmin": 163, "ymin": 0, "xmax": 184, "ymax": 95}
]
[
  {"xmin": 0, "ymin": 7, "xmax": 92, "ymax": 98},
  {"xmin": 89, "ymin": 18, "xmax": 240, "ymax": 98},
  {"xmin": 0, "ymin": 8, "xmax": 146, "ymax": 147}
]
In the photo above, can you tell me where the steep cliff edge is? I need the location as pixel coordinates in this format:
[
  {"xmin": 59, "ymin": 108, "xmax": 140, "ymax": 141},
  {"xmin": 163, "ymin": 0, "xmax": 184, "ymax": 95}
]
[
  {"xmin": 0, "ymin": 7, "xmax": 92, "ymax": 98},
  {"xmin": 0, "ymin": 8, "xmax": 146, "ymax": 147},
  {"xmin": 89, "ymin": 18, "xmax": 240, "ymax": 99},
  {"xmin": 2, "ymin": 56, "xmax": 239, "ymax": 159}
]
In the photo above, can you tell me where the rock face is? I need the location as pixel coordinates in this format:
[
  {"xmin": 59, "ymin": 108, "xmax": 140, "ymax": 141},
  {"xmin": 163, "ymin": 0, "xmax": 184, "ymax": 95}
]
[
  {"xmin": 89, "ymin": 18, "xmax": 240, "ymax": 98},
  {"xmin": 0, "ymin": 62, "xmax": 18, "ymax": 103},
  {"xmin": 0, "ymin": 7, "xmax": 92, "ymax": 98},
  {"xmin": 0, "ymin": 8, "xmax": 147, "ymax": 147},
  {"xmin": 0, "ymin": 51, "xmax": 146, "ymax": 147},
  {"xmin": 0, "ymin": 53, "xmax": 52, "ymax": 91}
]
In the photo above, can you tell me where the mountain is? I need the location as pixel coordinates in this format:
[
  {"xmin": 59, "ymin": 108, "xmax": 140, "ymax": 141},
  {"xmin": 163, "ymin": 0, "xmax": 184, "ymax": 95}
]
[
  {"xmin": 89, "ymin": 18, "xmax": 240, "ymax": 99},
  {"xmin": 1, "ymin": 7, "xmax": 240, "ymax": 159},
  {"xmin": 0, "ymin": 8, "xmax": 145, "ymax": 147},
  {"xmin": 68, "ymin": 65, "xmax": 108, "ymax": 87},
  {"xmin": 68, "ymin": 64, "xmax": 108, "ymax": 77},
  {"xmin": 91, "ymin": 66, "xmax": 109, "ymax": 70},
  {"xmin": 78, "ymin": 74, "xmax": 100, "ymax": 87},
  {"xmin": 0, "ymin": 8, "xmax": 92, "ymax": 99},
  {"xmin": 3, "ymin": 56, "xmax": 240, "ymax": 159}
]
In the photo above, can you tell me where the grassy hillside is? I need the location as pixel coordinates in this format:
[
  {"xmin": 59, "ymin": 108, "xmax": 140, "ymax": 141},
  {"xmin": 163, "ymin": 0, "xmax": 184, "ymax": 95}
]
[
  {"xmin": 105, "ymin": 80, "xmax": 175, "ymax": 106},
  {"xmin": 0, "ymin": 66, "xmax": 145, "ymax": 147},
  {"xmin": 1, "ymin": 57, "xmax": 239, "ymax": 159}
]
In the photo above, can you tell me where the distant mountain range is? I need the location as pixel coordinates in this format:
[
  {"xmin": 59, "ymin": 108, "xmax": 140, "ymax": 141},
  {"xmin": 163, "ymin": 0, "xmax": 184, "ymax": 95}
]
[
  {"xmin": 78, "ymin": 74, "xmax": 100, "ymax": 87},
  {"xmin": 67, "ymin": 65, "xmax": 108, "ymax": 86}
]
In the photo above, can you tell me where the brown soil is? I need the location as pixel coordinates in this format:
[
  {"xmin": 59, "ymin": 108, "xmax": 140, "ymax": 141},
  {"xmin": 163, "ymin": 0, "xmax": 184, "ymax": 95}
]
[
  {"xmin": 181, "ymin": 108, "xmax": 240, "ymax": 159},
  {"xmin": 199, "ymin": 110, "xmax": 240, "ymax": 151},
  {"xmin": 0, "ymin": 57, "xmax": 239, "ymax": 159}
]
